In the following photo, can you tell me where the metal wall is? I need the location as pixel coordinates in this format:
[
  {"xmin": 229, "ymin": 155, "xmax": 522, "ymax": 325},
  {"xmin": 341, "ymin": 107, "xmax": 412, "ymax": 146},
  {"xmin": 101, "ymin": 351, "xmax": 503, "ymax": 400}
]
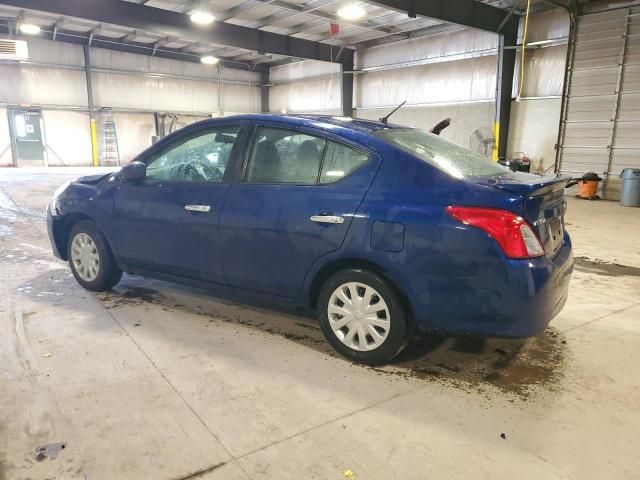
[
  {"xmin": 0, "ymin": 37, "xmax": 262, "ymax": 166},
  {"xmin": 0, "ymin": 107, "xmax": 11, "ymax": 165},
  {"xmin": 557, "ymin": 7, "xmax": 640, "ymax": 199},
  {"xmin": 269, "ymin": 60, "xmax": 342, "ymax": 113},
  {"xmin": 268, "ymin": 10, "xmax": 569, "ymax": 171}
]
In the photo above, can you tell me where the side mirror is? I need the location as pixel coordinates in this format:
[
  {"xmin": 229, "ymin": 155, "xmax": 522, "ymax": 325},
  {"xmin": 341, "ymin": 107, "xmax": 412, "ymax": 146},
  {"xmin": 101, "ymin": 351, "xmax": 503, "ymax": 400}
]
[{"xmin": 120, "ymin": 161, "xmax": 146, "ymax": 181}]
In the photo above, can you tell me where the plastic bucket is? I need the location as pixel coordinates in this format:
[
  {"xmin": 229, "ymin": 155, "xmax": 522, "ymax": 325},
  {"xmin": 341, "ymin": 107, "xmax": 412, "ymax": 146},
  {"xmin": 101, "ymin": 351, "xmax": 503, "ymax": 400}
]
[
  {"xmin": 620, "ymin": 168, "xmax": 640, "ymax": 207},
  {"xmin": 577, "ymin": 180, "xmax": 599, "ymax": 199}
]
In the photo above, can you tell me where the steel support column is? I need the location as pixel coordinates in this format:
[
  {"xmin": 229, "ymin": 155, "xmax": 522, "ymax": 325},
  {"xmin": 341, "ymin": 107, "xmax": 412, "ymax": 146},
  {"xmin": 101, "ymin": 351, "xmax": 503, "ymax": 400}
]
[
  {"xmin": 494, "ymin": 28, "xmax": 517, "ymax": 162},
  {"xmin": 261, "ymin": 70, "xmax": 270, "ymax": 113},
  {"xmin": 341, "ymin": 57, "xmax": 354, "ymax": 117},
  {"xmin": 554, "ymin": 10, "xmax": 577, "ymax": 172},
  {"xmin": 83, "ymin": 45, "xmax": 99, "ymax": 167}
]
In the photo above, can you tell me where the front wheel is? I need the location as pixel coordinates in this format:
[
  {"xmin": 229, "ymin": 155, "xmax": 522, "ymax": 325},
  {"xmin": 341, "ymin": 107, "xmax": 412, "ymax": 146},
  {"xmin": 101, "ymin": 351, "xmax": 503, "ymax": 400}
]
[
  {"xmin": 317, "ymin": 269, "xmax": 409, "ymax": 365},
  {"xmin": 67, "ymin": 220, "xmax": 122, "ymax": 292}
]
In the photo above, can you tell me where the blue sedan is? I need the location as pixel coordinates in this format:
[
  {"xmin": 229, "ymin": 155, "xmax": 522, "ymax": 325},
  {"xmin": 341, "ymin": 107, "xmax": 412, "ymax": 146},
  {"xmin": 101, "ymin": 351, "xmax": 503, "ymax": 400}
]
[{"xmin": 47, "ymin": 114, "xmax": 573, "ymax": 364}]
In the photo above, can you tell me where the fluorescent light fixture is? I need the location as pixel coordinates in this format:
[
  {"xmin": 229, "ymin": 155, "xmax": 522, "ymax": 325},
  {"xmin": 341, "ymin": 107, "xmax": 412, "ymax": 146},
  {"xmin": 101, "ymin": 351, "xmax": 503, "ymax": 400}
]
[
  {"xmin": 337, "ymin": 3, "xmax": 366, "ymax": 20},
  {"xmin": 200, "ymin": 55, "xmax": 219, "ymax": 65},
  {"xmin": 19, "ymin": 23, "xmax": 41, "ymax": 35},
  {"xmin": 190, "ymin": 10, "xmax": 215, "ymax": 25}
]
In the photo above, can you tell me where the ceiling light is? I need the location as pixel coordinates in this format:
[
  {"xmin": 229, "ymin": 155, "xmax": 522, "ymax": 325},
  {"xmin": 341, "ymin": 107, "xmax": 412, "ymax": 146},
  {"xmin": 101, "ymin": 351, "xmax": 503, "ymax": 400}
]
[
  {"xmin": 19, "ymin": 23, "xmax": 41, "ymax": 35},
  {"xmin": 200, "ymin": 55, "xmax": 219, "ymax": 65},
  {"xmin": 190, "ymin": 10, "xmax": 215, "ymax": 25},
  {"xmin": 337, "ymin": 3, "xmax": 366, "ymax": 20}
]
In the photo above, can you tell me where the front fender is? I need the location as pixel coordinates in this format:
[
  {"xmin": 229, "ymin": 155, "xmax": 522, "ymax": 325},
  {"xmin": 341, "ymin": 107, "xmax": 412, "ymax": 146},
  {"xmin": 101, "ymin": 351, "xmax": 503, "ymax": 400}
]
[{"xmin": 52, "ymin": 179, "xmax": 118, "ymax": 259}]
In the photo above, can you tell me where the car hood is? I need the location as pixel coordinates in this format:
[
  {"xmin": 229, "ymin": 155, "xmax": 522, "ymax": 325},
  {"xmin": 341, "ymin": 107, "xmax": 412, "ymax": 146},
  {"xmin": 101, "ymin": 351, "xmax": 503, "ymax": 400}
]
[{"xmin": 74, "ymin": 173, "xmax": 113, "ymax": 185}]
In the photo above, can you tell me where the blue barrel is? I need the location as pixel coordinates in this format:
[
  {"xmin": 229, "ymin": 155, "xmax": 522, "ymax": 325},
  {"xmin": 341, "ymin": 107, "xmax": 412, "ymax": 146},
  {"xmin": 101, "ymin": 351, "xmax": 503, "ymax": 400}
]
[{"xmin": 620, "ymin": 168, "xmax": 640, "ymax": 207}]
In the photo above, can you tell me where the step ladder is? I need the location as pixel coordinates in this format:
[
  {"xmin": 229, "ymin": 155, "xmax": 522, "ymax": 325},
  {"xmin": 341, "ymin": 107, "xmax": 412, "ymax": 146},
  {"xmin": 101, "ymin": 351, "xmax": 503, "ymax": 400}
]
[{"xmin": 100, "ymin": 112, "xmax": 120, "ymax": 166}]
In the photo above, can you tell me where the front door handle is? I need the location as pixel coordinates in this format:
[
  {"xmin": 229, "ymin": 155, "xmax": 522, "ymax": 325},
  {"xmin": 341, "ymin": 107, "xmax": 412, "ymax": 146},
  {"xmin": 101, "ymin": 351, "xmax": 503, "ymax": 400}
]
[
  {"xmin": 184, "ymin": 204, "xmax": 211, "ymax": 212},
  {"xmin": 310, "ymin": 215, "xmax": 344, "ymax": 224}
]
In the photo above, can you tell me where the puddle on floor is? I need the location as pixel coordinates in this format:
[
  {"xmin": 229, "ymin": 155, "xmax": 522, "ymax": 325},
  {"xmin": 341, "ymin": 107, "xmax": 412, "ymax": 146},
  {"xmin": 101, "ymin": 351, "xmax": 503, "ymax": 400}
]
[
  {"xmin": 384, "ymin": 329, "xmax": 567, "ymax": 399},
  {"xmin": 574, "ymin": 256, "xmax": 640, "ymax": 278},
  {"xmin": 96, "ymin": 281, "xmax": 568, "ymax": 401}
]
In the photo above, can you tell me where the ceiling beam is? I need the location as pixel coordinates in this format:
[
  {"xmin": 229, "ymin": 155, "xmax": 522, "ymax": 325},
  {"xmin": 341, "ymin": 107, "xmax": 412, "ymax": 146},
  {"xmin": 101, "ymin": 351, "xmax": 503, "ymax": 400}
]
[
  {"xmin": 0, "ymin": 19, "xmax": 269, "ymax": 72},
  {"xmin": 216, "ymin": 0, "xmax": 273, "ymax": 21},
  {"xmin": 0, "ymin": 0, "xmax": 354, "ymax": 63},
  {"xmin": 245, "ymin": 0, "xmax": 398, "ymax": 36},
  {"xmin": 367, "ymin": 0, "xmax": 519, "ymax": 37},
  {"xmin": 352, "ymin": 23, "xmax": 466, "ymax": 49}
]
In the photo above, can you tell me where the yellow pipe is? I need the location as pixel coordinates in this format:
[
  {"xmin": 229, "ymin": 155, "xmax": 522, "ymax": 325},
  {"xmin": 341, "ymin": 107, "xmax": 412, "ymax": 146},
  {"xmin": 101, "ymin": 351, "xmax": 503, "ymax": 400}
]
[
  {"xmin": 90, "ymin": 118, "xmax": 99, "ymax": 167},
  {"xmin": 518, "ymin": 0, "xmax": 531, "ymax": 98},
  {"xmin": 492, "ymin": 121, "xmax": 500, "ymax": 162}
]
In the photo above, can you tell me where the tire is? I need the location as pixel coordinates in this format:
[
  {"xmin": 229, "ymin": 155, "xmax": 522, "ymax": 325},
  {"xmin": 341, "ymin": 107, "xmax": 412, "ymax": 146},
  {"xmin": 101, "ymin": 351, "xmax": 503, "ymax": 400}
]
[
  {"xmin": 317, "ymin": 268, "xmax": 409, "ymax": 365},
  {"xmin": 67, "ymin": 220, "xmax": 122, "ymax": 292}
]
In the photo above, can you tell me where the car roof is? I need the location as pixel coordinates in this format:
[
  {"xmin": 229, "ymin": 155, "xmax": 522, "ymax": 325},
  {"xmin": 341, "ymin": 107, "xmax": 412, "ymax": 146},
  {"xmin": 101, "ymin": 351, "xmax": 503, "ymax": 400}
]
[{"xmin": 214, "ymin": 113, "xmax": 405, "ymax": 134}]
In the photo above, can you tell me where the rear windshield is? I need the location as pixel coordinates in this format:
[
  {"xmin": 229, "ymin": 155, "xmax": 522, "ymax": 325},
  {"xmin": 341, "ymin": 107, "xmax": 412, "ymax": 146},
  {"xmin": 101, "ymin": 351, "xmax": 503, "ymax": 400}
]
[{"xmin": 373, "ymin": 128, "xmax": 508, "ymax": 178}]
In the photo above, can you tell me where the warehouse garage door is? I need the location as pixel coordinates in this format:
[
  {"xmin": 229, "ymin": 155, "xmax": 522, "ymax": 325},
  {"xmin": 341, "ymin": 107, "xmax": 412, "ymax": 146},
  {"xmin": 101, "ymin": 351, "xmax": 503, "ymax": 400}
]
[{"xmin": 558, "ymin": 7, "xmax": 640, "ymax": 199}]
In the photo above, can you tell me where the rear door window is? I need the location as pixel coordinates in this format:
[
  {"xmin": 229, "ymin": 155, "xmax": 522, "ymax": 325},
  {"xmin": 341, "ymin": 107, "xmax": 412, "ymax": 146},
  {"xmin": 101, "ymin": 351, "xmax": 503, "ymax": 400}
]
[
  {"xmin": 319, "ymin": 142, "xmax": 369, "ymax": 183},
  {"xmin": 246, "ymin": 127, "xmax": 326, "ymax": 184},
  {"xmin": 245, "ymin": 126, "xmax": 369, "ymax": 184}
]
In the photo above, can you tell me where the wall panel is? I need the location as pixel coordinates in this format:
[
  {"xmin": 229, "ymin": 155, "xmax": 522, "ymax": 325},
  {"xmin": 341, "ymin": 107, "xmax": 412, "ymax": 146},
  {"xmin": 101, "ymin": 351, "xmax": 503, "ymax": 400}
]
[
  {"xmin": 0, "ymin": 64, "xmax": 87, "ymax": 107},
  {"xmin": 514, "ymin": 45, "xmax": 567, "ymax": 98},
  {"xmin": 89, "ymin": 48, "xmax": 261, "ymax": 84},
  {"xmin": 270, "ymin": 60, "xmax": 340, "ymax": 82},
  {"xmin": 0, "ymin": 108, "xmax": 12, "ymax": 166},
  {"xmin": 357, "ymin": 56, "xmax": 498, "ymax": 108},
  {"xmin": 356, "ymin": 102, "xmax": 495, "ymax": 149},
  {"xmin": 507, "ymin": 98, "xmax": 562, "ymax": 171},
  {"xmin": 42, "ymin": 111, "xmax": 92, "ymax": 166},
  {"xmin": 357, "ymin": 29, "xmax": 498, "ymax": 69},
  {"xmin": 270, "ymin": 77, "xmax": 341, "ymax": 113},
  {"xmin": 112, "ymin": 113, "xmax": 156, "ymax": 163},
  {"xmin": 92, "ymin": 72, "xmax": 260, "ymax": 114}
]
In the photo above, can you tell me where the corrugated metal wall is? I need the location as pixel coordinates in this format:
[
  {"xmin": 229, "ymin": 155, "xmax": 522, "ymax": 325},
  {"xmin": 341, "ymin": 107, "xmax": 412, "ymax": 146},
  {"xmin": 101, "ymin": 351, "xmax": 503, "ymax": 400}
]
[
  {"xmin": 269, "ymin": 9, "xmax": 570, "ymax": 171},
  {"xmin": 558, "ymin": 7, "xmax": 640, "ymax": 199},
  {"xmin": 0, "ymin": 38, "xmax": 262, "ymax": 166}
]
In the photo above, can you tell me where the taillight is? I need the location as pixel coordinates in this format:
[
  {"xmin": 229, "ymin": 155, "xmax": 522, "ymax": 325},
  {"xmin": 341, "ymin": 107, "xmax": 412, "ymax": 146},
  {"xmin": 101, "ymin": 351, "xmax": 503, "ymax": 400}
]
[{"xmin": 446, "ymin": 206, "xmax": 545, "ymax": 259}]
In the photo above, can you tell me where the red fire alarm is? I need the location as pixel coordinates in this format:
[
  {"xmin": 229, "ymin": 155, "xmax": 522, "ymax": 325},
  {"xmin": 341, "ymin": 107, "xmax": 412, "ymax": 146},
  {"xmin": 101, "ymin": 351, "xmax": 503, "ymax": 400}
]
[{"xmin": 329, "ymin": 21, "xmax": 340, "ymax": 36}]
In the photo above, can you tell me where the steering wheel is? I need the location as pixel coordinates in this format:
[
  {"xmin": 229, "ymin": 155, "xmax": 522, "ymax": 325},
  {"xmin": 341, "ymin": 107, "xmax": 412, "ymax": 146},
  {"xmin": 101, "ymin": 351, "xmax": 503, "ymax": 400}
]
[
  {"xmin": 205, "ymin": 165, "xmax": 224, "ymax": 181},
  {"xmin": 176, "ymin": 162, "xmax": 205, "ymax": 181}
]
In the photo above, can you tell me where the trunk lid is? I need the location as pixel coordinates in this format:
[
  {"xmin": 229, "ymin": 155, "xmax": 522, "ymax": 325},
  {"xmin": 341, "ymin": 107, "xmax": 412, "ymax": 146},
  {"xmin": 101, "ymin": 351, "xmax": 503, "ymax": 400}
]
[{"xmin": 472, "ymin": 172, "xmax": 570, "ymax": 257}]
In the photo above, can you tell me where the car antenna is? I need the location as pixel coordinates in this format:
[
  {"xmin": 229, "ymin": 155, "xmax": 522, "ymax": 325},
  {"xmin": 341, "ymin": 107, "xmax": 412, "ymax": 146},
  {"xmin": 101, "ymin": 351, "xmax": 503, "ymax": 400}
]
[{"xmin": 379, "ymin": 100, "xmax": 406, "ymax": 125}]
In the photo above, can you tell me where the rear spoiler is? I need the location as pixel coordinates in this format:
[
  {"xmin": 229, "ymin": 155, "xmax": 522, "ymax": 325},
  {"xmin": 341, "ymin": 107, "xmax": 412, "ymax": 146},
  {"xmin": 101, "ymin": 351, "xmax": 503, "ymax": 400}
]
[
  {"xmin": 493, "ymin": 173, "xmax": 571, "ymax": 197},
  {"xmin": 471, "ymin": 173, "xmax": 571, "ymax": 197}
]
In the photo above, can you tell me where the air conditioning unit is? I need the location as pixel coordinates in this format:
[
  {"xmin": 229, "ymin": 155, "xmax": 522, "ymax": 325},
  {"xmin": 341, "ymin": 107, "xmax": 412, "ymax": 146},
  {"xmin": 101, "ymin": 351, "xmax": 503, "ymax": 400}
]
[{"xmin": 0, "ymin": 39, "xmax": 28, "ymax": 60}]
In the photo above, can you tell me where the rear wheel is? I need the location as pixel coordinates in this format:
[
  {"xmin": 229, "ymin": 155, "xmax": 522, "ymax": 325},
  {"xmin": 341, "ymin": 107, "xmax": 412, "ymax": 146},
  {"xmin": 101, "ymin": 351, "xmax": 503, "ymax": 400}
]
[
  {"xmin": 67, "ymin": 220, "xmax": 122, "ymax": 292},
  {"xmin": 317, "ymin": 269, "xmax": 409, "ymax": 365}
]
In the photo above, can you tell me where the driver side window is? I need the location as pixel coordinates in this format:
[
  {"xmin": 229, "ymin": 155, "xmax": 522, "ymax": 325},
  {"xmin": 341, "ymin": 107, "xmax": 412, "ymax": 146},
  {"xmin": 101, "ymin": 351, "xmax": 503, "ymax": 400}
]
[{"xmin": 146, "ymin": 126, "xmax": 239, "ymax": 182}]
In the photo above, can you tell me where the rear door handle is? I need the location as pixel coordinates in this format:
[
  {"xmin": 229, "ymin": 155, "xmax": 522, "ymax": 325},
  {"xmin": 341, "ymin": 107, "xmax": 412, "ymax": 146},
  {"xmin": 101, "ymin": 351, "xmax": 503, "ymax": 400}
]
[
  {"xmin": 310, "ymin": 215, "xmax": 344, "ymax": 224},
  {"xmin": 184, "ymin": 204, "xmax": 211, "ymax": 212}
]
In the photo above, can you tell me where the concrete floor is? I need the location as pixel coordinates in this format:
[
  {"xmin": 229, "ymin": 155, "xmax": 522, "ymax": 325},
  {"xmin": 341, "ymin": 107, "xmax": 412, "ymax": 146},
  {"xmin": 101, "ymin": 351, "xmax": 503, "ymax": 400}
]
[{"xmin": 1, "ymin": 167, "xmax": 639, "ymax": 480}]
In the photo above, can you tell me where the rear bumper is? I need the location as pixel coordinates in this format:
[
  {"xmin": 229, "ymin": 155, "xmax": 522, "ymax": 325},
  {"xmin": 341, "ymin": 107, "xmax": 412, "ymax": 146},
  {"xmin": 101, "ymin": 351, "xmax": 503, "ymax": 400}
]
[
  {"xmin": 46, "ymin": 205, "xmax": 65, "ymax": 260},
  {"xmin": 411, "ymin": 234, "xmax": 574, "ymax": 338}
]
